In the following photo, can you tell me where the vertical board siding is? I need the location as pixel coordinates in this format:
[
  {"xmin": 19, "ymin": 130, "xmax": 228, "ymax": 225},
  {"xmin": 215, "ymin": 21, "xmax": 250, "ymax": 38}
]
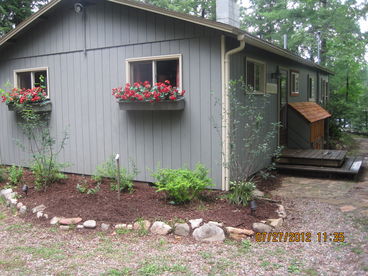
[{"xmin": 0, "ymin": 0, "xmax": 225, "ymax": 188}]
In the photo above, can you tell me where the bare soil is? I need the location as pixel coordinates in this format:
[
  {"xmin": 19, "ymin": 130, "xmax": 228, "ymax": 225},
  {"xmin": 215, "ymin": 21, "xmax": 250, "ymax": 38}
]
[{"xmin": 1, "ymin": 170, "xmax": 278, "ymax": 228}]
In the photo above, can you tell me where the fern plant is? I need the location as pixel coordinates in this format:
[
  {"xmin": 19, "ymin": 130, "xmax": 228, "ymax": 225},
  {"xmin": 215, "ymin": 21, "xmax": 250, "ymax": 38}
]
[{"xmin": 152, "ymin": 164, "xmax": 213, "ymax": 204}]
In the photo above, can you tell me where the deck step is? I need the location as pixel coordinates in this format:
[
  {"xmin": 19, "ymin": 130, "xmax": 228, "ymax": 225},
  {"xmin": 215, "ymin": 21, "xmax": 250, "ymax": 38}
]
[
  {"xmin": 276, "ymin": 149, "xmax": 347, "ymax": 167},
  {"xmin": 276, "ymin": 156, "xmax": 363, "ymax": 176}
]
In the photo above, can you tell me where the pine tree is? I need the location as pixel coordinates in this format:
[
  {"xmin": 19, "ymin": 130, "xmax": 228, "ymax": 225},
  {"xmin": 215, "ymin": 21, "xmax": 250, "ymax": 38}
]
[{"xmin": 0, "ymin": 0, "xmax": 48, "ymax": 37}]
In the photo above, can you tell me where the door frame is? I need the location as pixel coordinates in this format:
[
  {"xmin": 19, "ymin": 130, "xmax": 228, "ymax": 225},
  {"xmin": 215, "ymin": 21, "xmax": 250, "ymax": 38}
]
[{"xmin": 277, "ymin": 67, "xmax": 289, "ymax": 146}]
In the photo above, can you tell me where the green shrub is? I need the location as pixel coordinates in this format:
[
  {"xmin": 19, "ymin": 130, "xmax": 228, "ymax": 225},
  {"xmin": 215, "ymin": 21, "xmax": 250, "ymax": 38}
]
[
  {"xmin": 226, "ymin": 181, "xmax": 255, "ymax": 206},
  {"xmin": 31, "ymin": 159, "xmax": 67, "ymax": 191},
  {"xmin": 92, "ymin": 156, "xmax": 137, "ymax": 192},
  {"xmin": 7, "ymin": 165, "xmax": 23, "ymax": 186},
  {"xmin": 152, "ymin": 164, "xmax": 213, "ymax": 204},
  {"xmin": 76, "ymin": 179, "xmax": 100, "ymax": 195}
]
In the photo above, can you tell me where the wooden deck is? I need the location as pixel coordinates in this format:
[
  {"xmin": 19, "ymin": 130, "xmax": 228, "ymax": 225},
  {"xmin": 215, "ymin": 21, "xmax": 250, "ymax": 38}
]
[
  {"xmin": 277, "ymin": 149, "xmax": 347, "ymax": 167},
  {"xmin": 276, "ymin": 156, "xmax": 363, "ymax": 176}
]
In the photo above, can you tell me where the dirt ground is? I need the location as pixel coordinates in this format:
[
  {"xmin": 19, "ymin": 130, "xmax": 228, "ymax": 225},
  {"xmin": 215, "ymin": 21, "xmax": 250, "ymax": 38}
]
[
  {"xmin": 7, "ymin": 173, "xmax": 278, "ymax": 229},
  {"xmin": 0, "ymin": 137, "xmax": 368, "ymax": 275}
]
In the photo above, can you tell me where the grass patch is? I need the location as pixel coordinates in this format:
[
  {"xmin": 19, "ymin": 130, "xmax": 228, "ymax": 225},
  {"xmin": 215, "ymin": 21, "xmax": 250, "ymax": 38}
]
[
  {"xmin": 116, "ymin": 228, "xmax": 132, "ymax": 235},
  {"xmin": 199, "ymin": 251, "xmax": 214, "ymax": 259},
  {"xmin": 3, "ymin": 223, "xmax": 33, "ymax": 233},
  {"xmin": 0, "ymin": 259, "xmax": 27, "ymax": 271},
  {"xmin": 303, "ymin": 268, "xmax": 319, "ymax": 276},
  {"xmin": 351, "ymin": 247, "xmax": 364, "ymax": 255},
  {"xmin": 287, "ymin": 259, "xmax": 303, "ymax": 273},
  {"xmin": 260, "ymin": 261, "xmax": 271, "ymax": 268},
  {"xmin": 10, "ymin": 245, "xmax": 66, "ymax": 260},
  {"xmin": 138, "ymin": 261, "xmax": 188, "ymax": 276},
  {"xmin": 102, "ymin": 268, "xmax": 132, "ymax": 276},
  {"xmin": 353, "ymin": 217, "xmax": 368, "ymax": 232},
  {"xmin": 207, "ymin": 258, "xmax": 234, "ymax": 275},
  {"xmin": 0, "ymin": 211, "xmax": 6, "ymax": 220}
]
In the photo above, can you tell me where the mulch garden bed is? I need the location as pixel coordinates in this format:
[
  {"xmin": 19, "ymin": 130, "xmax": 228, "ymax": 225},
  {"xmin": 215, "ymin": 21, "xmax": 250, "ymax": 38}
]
[{"xmin": 1, "ymin": 170, "xmax": 279, "ymax": 229}]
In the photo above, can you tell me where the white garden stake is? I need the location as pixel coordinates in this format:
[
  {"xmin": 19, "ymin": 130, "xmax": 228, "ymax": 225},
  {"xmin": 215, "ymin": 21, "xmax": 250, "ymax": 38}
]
[{"xmin": 115, "ymin": 154, "xmax": 120, "ymax": 200}]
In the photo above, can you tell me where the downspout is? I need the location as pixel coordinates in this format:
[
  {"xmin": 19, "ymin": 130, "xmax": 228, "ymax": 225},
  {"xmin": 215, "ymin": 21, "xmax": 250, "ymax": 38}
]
[{"xmin": 221, "ymin": 34, "xmax": 246, "ymax": 191}]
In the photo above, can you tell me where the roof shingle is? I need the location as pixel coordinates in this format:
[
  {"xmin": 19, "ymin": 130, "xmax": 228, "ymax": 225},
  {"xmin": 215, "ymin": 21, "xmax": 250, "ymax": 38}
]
[{"xmin": 289, "ymin": 102, "xmax": 331, "ymax": 123}]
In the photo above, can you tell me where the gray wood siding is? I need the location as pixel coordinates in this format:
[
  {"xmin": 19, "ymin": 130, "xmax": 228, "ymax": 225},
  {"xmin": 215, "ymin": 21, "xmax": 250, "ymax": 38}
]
[
  {"xmin": 229, "ymin": 42, "xmax": 326, "ymax": 174},
  {"xmin": 0, "ymin": 1, "xmax": 223, "ymax": 188}
]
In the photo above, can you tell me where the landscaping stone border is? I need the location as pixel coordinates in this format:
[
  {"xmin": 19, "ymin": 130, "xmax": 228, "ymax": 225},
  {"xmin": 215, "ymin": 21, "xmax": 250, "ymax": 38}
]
[{"xmin": 0, "ymin": 188, "xmax": 287, "ymax": 243}]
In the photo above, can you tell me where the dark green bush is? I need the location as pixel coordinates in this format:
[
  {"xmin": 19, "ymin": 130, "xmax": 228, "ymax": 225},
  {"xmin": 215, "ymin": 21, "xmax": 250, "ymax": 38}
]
[{"xmin": 152, "ymin": 164, "xmax": 213, "ymax": 204}]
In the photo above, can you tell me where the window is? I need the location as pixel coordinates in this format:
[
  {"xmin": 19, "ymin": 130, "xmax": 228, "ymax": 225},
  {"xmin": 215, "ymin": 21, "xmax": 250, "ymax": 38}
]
[
  {"xmin": 321, "ymin": 79, "xmax": 329, "ymax": 104},
  {"xmin": 245, "ymin": 58, "xmax": 266, "ymax": 93},
  {"xmin": 126, "ymin": 54, "xmax": 182, "ymax": 88},
  {"xmin": 290, "ymin": 70, "xmax": 299, "ymax": 96},
  {"xmin": 308, "ymin": 74, "xmax": 316, "ymax": 101},
  {"xmin": 14, "ymin": 67, "xmax": 49, "ymax": 96}
]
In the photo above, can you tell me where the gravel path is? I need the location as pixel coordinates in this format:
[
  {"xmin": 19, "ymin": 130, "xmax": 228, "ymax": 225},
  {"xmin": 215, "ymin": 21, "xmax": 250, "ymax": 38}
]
[{"xmin": 0, "ymin": 197, "xmax": 367, "ymax": 275}]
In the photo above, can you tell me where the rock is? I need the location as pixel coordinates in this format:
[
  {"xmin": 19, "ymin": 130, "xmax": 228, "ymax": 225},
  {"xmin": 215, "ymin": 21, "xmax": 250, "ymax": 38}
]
[
  {"xmin": 252, "ymin": 222, "xmax": 272, "ymax": 233},
  {"xmin": 36, "ymin": 211, "xmax": 44, "ymax": 219},
  {"xmin": 16, "ymin": 202, "xmax": 23, "ymax": 210},
  {"xmin": 32, "ymin": 204, "xmax": 46, "ymax": 214},
  {"xmin": 276, "ymin": 204, "xmax": 287, "ymax": 218},
  {"xmin": 6, "ymin": 192, "xmax": 17, "ymax": 200},
  {"xmin": 83, "ymin": 220, "xmax": 97, "ymax": 229},
  {"xmin": 127, "ymin": 224, "xmax": 133, "ymax": 230},
  {"xmin": 50, "ymin": 217, "xmax": 61, "ymax": 225},
  {"xmin": 208, "ymin": 221, "xmax": 223, "ymax": 227},
  {"xmin": 0, "ymin": 188, "xmax": 13, "ymax": 199},
  {"xmin": 9, "ymin": 198, "xmax": 17, "ymax": 208},
  {"xmin": 59, "ymin": 217, "xmax": 82, "ymax": 225},
  {"xmin": 101, "ymin": 223, "xmax": 110, "ymax": 231},
  {"xmin": 77, "ymin": 225, "xmax": 84, "ymax": 229},
  {"xmin": 150, "ymin": 221, "xmax": 172, "ymax": 235},
  {"xmin": 115, "ymin": 224, "xmax": 127, "ymax": 229},
  {"xmin": 44, "ymin": 214, "xmax": 49, "ymax": 219},
  {"xmin": 253, "ymin": 189, "xmax": 265, "ymax": 197},
  {"xmin": 60, "ymin": 225, "xmax": 70, "ymax": 230},
  {"xmin": 267, "ymin": 218, "xmax": 283, "ymax": 229},
  {"xmin": 340, "ymin": 205, "xmax": 356, "ymax": 212},
  {"xmin": 226, "ymin": 227, "xmax": 254, "ymax": 236},
  {"xmin": 19, "ymin": 205, "xmax": 27, "ymax": 214},
  {"xmin": 189, "ymin": 218, "xmax": 203, "ymax": 229},
  {"xmin": 174, "ymin": 223, "xmax": 190, "ymax": 236},
  {"xmin": 133, "ymin": 220, "xmax": 151, "ymax": 231},
  {"xmin": 192, "ymin": 223, "xmax": 225, "ymax": 242}
]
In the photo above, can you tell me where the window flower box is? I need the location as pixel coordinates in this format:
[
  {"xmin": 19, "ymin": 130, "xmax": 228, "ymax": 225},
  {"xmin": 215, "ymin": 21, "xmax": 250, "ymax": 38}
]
[
  {"xmin": 118, "ymin": 97, "xmax": 185, "ymax": 111},
  {"xmin": 2, "ymin": 86, "xmax": 51, "ymax": 113},
  {"xmin": 7, "ymin": 100, "xmax": 52, "ymax": 113},
  {"xmin": 112, "ymin": 81, "xmax": 186, "ymax": 111}
]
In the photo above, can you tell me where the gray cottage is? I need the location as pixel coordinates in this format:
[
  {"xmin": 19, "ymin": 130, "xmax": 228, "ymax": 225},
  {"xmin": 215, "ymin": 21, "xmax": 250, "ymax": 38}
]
[{"xmin": 0, "ymin": 0, "xmax": 332, "ymax": 190}]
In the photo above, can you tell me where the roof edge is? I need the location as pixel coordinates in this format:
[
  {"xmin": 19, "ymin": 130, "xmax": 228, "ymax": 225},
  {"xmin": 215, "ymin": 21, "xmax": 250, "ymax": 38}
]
[{"xmin": 0, "ymin": 0, "xmax": 333, "ymax": 75}]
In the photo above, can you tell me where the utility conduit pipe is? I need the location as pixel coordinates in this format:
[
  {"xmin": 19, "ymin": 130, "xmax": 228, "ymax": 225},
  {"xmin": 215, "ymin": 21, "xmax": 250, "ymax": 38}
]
[{"xmin": 221, "ymin": 34, "xmax": 246, "ymax": 191}]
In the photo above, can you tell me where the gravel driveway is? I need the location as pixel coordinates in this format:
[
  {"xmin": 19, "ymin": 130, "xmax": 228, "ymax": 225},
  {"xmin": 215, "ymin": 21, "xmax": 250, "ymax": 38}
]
[{"xmin": 1, "ymin": 138, "xmax": 367, "ymax": 275}]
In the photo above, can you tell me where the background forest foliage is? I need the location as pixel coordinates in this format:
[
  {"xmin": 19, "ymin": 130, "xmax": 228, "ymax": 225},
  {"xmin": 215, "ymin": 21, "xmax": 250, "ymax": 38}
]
[{"xmin": 1, "ymin": 0, "xmax": 367, "ymax": 136}]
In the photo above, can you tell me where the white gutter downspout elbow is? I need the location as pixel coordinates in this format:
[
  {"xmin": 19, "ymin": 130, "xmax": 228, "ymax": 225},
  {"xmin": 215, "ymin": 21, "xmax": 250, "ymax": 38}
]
[{"xmin": 221, "ymin": 34, "xmax": 246, "ymax": 191}]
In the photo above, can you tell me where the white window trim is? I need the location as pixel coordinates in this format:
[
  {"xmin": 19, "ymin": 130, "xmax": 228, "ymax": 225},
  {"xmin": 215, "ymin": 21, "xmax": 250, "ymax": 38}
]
[
  {"xmin": 245, "ymin": 57, "xmax": 266, "ymax": 94},
  {"xmin": 125, "ymin": 54, "xmax": 183, "ymax": 90},
  {"xmin": 308, "ymin": 75, "xmax": 316, "ymax": 102},
  {"xmin": 13, "ymin": 67, "xmax": 50, "ymax": 99},
  {"xmin": 290, "ymin": 70, "xmax": 300, "ymax": 95}
]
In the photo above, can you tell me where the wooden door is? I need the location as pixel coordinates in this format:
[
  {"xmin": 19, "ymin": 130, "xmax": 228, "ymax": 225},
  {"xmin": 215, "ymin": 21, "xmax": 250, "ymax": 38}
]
[
  {"xmin": 279, "ymin": 69, "xmax": 288, "ymax": 146},
  {"xmin": 311, "ymin": 120, "xmax": 324, "ymax": 149}
]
